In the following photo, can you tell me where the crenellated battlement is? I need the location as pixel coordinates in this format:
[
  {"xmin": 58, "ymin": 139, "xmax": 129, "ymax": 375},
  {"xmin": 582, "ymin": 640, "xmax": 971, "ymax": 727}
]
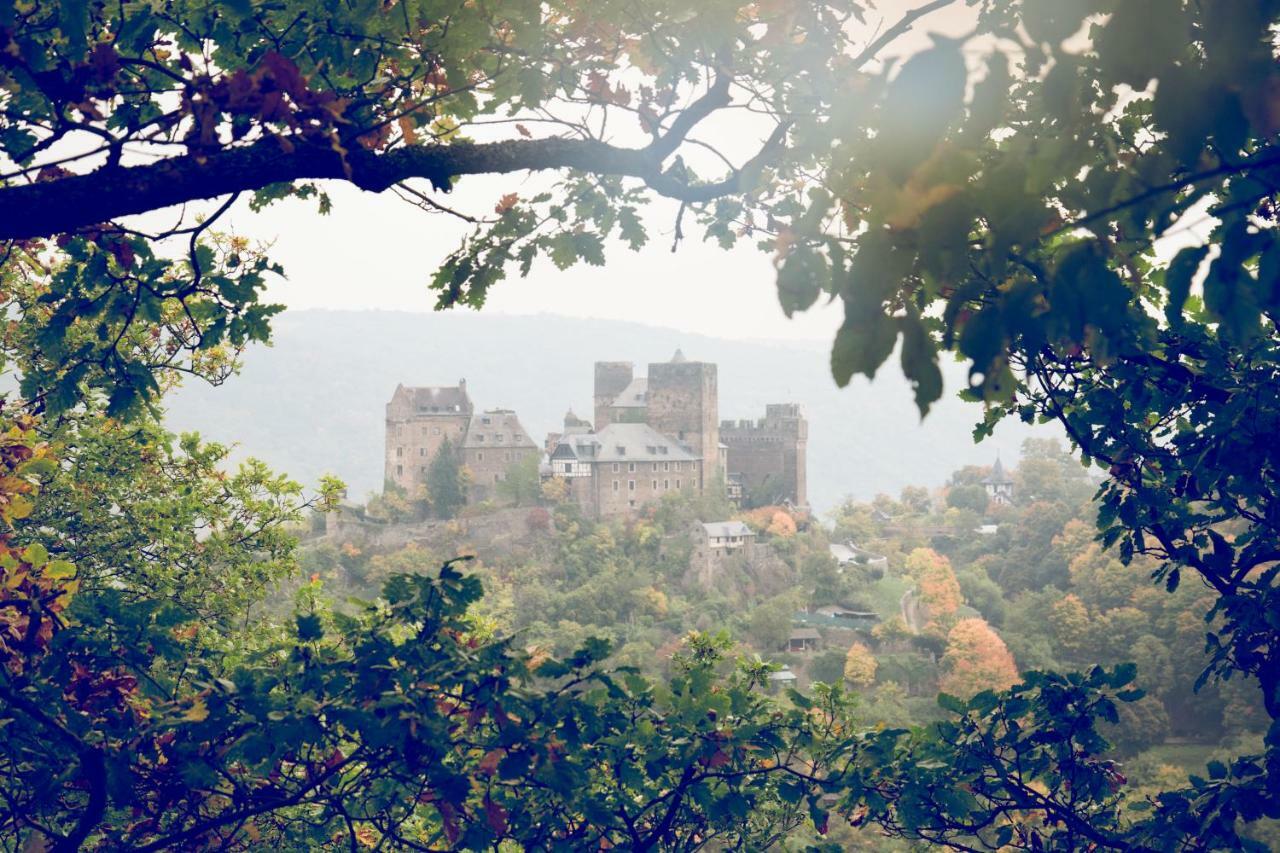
[{"xmin": 720, "ymin": 403, "xmax": 808, "ymax": 508}]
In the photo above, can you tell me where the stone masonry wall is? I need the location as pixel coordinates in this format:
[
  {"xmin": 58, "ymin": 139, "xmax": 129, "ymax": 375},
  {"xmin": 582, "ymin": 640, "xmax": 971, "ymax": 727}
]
[{"xmin": 645, "ymin": 361, "xmax": 720, "ymax": 478}]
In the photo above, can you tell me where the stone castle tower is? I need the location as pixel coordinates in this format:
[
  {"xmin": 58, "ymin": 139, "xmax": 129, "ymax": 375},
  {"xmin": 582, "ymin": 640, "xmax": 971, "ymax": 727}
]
[
  {"xmin": 591, "ymin": 350, "xmax": 722, "ymax": 479},
  {"xmin": 384, "ymin": 380, "xmax": 474, "ymax": 492},
  {"xmin": 645, "ymin": 349, "xmax": 721, "ymax": 479},
  {"xmin": 720, "ymin": 403, "xmax": 808, "ymax": 508},
  {"xmin": 593, "ymin": 361, "xmax": 634, "ymax": 430}
]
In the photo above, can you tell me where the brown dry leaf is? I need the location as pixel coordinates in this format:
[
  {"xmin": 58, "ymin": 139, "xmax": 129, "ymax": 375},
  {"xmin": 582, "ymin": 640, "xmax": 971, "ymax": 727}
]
[
  {"xmin": 495, "ymin": 192, "xmax": 519, "ymax": 214},
  {"xmin": 397, "ymin": 116, "xmax": 418, "ymax": 144}
]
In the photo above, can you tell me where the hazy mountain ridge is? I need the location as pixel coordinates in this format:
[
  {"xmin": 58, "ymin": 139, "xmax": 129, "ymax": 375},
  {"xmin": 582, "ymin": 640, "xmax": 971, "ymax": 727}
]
[{"xmin": 165, "ymin": 310, "xmax": 1049, "ymax": 512}]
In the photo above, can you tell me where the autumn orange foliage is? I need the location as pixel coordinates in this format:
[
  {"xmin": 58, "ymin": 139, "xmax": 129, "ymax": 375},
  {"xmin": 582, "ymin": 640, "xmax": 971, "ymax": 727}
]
[
  {"xmin": 843, "ymin": 641, "xmax": 878, "ymax": 687},
  {"xmin": 939, "ymin": 618, "xmax": 1019, "ymax": 699},
  {"xmin": 906, "ymin": 548, "xmax": 962, "ymax": 635},
  {"xmin": 740, "ymin": 506, "xmax": 797, "ymax": 538}
]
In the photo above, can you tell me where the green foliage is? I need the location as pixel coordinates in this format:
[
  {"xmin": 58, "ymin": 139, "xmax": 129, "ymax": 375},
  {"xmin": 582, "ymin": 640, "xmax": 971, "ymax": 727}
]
[
  {"xmin": 747, "ymin": 593, "xmax": 801, "ymax": 652},
  {"xmin": 945, "ymin": 483, "xmax": 988, "ymax": 516},
  {"xmin": 426, "ymin": 435, "xmax": 465, "ymax": 519},
  {"xmin": 493, "ymin": 452, "xmax": 541, "ymax": 506},
  {"xmin": 808, "ymin": 648, "xmax": 848, "ymax": 686},
  {"xmin": 4, "ymin": 0, "xmax": 1280, "ymax": 847},
  {"xmin": 29, "ymin": 410, "xmax": 311, "ymax": 624}
]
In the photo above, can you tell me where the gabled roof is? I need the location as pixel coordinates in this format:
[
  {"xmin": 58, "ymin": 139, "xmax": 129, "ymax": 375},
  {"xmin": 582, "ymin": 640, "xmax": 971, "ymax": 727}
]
[
  {"xmin": 702, "ymin": 521, "xmax": 753, "ymax": 538},
  {"xmin": 609, "ymin": 376, "xmax": 649, "ymax": 408},
  {"xmin": 550, "ymin": 442, "xmax": 581, "ymax": 461},
  {"xmin": 789, "ymin": 627, "xmax": 821, "ymax": 641},
  {"xmin": 388, "ymin": 383, "xmax": 473, "ymax": 417},
  {"xmin": 462, "ymin": 410, "xmax": 537, "ymax": 449},
  {"xmin": 553, "ymin": 422, "xmax": 699, "ymax": 463}
]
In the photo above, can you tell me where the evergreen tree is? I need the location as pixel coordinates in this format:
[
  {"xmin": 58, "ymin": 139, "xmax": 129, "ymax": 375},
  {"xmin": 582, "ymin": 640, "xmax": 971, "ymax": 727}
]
[{"xmin": 427, "ymin": 436, "xmax": 465, "ymax": 520}]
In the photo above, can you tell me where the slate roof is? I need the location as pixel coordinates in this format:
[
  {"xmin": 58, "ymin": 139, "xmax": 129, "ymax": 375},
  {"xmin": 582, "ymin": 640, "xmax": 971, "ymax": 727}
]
[
  {"xmin": 702, "ymin": 521, "xmax": 754, "ymax": 539},
  {"xmin": 553, "ymin": 422, "xmax": 698, "ymax": 463},
  {"xmin": 388, "ymin": 383, "xmax": 473, "ymax": 416},
  {"xmin": 462, "ymin": 410, "xmax": 537, "ymax": 449},
  {"xmin": 983, "ymin": 455, "xmax": 1014, "ymax": 485},
  {"xmin": 609, "ymin": 376, "xmax": 649, "ymax": 408}
]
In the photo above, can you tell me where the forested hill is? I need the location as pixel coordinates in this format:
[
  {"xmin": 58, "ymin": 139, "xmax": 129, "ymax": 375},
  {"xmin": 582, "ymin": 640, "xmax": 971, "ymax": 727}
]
[{"xmin": 164, "ymin": 310, "xmax": 1047, "ymax": 510}]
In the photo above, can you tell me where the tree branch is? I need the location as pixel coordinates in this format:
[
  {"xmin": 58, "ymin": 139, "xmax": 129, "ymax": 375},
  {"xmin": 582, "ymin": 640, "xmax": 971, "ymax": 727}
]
[
  {"xmin": 850, "ymin": 0, "xmax": 961, "ymax": 69},
  {"xmin": 0, "ymin": 129, "xmax": 783, "ymax": 240},
  {"xmin": 646, "ymin": 62, "xmax": 733, "ymax": 162}
]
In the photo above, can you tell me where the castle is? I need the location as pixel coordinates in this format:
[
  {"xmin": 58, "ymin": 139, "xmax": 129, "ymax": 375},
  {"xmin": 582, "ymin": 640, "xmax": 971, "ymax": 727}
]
[
  {"xmin": 384, "ymin": 380, "xmax": 541, "ymax": 504},
  {"xmin": 720, "ymin": 404, "xmax": 808, "ymax": 510},
  {"xmin": 385, "ymin": 350, "xmax": 807, "ymax": 518}
]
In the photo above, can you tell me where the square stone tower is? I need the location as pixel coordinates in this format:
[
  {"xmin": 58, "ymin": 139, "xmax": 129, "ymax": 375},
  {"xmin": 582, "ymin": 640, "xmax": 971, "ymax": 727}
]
[
  {"xmin": 721, "ymin": 403, "xmax": 808, "ymax": 508},
  {"xmin": 384, "ymin": 380, "xmax": 473, "ymax": 492},
  {"xmin": 593, "ymin": 361, "xmax": 634, "ymax": 430},
  {"xmin": 645, "ymin": 349, "xmax": 721, "ymax": 481}
]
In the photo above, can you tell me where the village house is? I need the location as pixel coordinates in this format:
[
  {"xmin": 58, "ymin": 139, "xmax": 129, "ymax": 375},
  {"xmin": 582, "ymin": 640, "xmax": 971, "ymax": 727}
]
[
  {"xmin": 687, "ymin": 520, "xmax": 756, "ymax": 587},
  {"xmin": 786, "ymin": 627, "xmax": 822, "ymax": 653}
]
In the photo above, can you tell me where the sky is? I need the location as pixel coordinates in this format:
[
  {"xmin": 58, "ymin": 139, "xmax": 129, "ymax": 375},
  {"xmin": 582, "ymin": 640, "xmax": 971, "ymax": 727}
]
[
  {"xmin": 234, "ymin": 181, "xmax": 843, "ymax": 344},
  {"xmin": 203, "ymin": 1, "xmax": 985, "ymax": 346}
]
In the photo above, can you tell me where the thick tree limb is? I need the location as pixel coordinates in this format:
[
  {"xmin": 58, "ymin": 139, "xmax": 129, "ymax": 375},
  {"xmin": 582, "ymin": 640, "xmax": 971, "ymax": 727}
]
[{"xmin": 0, "ymin": 129, "xmax": 782, "ymax": 239}]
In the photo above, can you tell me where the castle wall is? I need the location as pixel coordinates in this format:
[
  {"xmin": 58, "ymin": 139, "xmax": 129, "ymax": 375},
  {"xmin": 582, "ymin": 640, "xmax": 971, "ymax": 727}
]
[
  {"xmin": 645, "ymin": 361, "xmax": 720, "ymax": 479},
  {"xmin": 588, "ymin": 459, "xmax": 703, "ymax": 519},
  {"xmin": 721, "ymin": 404, "xmax": 808, "ymax": 507},
  {"xmin": 461, "ymin": 410, "xmax": 539, "ymax": 503},
  {"xmin": 463, "ymin": 445, "xmax": 540, "ymax": 503},
  {"xmin": 385, "ymin": 415, "xmax": 468, "ymax": 493},
  {"xmin": 722, "ymin": 433, "xmax": 788, "ymax": 505}
]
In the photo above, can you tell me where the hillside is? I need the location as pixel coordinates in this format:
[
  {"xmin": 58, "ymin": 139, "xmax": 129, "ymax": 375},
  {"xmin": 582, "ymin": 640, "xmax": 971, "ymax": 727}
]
[{"xmin": 164, "ymin": 310, "xmax": 1049, "ymax": 511}]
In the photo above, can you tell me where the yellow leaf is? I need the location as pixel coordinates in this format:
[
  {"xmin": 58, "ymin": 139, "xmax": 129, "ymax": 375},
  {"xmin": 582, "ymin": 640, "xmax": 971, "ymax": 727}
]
[
  {"xmin": 182, "ymin": 698, "xmax": 209, "ymax": 723},
  {"xmin": 7, "ymin": 494, "xmax": 32, "ymax": 521},
  {"xmin": 44, "ymin": 560, "xmax": 76, "ymax": 580}
]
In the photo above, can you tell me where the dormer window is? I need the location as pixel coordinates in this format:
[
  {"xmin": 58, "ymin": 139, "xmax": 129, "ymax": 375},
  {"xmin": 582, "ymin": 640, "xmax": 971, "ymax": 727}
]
[{"xmin": 616, "ymin": 446, "xmax": 626, "ymax": 456}]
